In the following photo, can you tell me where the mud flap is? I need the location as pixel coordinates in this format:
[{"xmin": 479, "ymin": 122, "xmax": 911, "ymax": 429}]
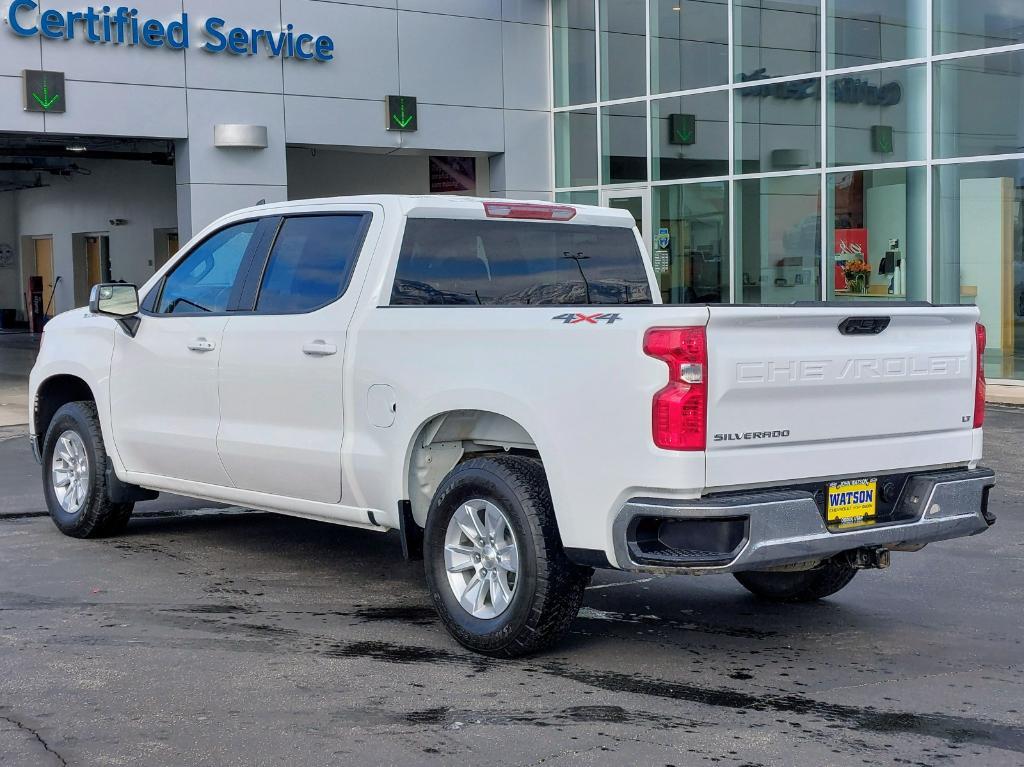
[
  {"xmin": 105, "ymin": 465, "xmax": 159, "ymax": 504},
  {"xmin": 398, "ymin": 500, "xmax": 423, "ymax": 561}
]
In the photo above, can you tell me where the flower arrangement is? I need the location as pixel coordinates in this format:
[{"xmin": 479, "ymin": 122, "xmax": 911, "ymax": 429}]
[{"xmin": 843, "ymin": 259, "xmax": 871, "ymax": 293}]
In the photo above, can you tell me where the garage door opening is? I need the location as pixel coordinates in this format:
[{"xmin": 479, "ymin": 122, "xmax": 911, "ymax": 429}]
[{"xmin": 0, "ymin": 134, "xmax": 177, "ymax": 325}]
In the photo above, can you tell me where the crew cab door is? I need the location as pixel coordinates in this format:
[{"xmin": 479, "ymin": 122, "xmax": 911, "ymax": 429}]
[
  {"xmin": 216, "ymin": 210, "xmax": 377, "ymax": 503},
  {"xmin": 109, "ymin": 220, "xmax": 262, "ymax": 485}
]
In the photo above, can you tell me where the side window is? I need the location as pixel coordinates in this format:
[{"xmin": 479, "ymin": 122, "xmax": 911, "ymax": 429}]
[
  {"xmin": 156, "ymin": 221, "xmax": 258, "ymax": 314},
  {"xmin": 255, "ymin": 214, "xmax": 367, "ymax": 314}
]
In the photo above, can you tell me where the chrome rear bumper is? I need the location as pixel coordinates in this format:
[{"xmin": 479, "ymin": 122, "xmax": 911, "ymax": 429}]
[{"xmin": 612, "ymin": 468, "xmax": 996, "ymax": 574}]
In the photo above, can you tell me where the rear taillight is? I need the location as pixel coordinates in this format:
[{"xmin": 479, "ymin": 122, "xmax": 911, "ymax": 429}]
[
  {"xmin": 483, "ymin": 202, "xmax": 576, "ymax": 221},
  {"xmin": 975, "ymin": 322, "xmax": 986, "ymax": 429},
  {"xmin": 643, "ymin": 327, "xmax": 708, "ymax": 451}
]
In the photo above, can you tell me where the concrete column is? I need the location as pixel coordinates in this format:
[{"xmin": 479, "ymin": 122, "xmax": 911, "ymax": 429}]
[
  {"xmin": 488, "ymin": 109, "xmax": 554, "ymax": 201},
  {"xmin": 174, "ymin": 91, "xmax": 288, "ymax": 241}
]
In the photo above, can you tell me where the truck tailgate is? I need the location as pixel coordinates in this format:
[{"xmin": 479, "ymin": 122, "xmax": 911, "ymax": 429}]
[{"xmin": 704, "ymin": 306, "xmax": 981, "ymax": 490}]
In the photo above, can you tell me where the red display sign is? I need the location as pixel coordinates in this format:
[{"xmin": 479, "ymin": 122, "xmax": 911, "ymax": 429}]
[
  {"xmin": 835, "ymin": 228, "xmax": 868, "ymax": 262},
  {"xmin": 429, "ymin": 156, "xmax": 476, "ymax": 194}
]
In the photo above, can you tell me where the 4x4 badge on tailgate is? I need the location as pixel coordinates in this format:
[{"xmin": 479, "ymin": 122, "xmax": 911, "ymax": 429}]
[{"xmin": 553, "ymin": 313, "xmax": 623, "ymax": 325}]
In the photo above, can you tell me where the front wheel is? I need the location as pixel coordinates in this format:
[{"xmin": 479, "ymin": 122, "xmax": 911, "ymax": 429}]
[
  {"xmin": 424, "ymin": 455, "xmax": 591, "ymax": 657},
  {"xmin": 42, "ymin": 401, "xmax": 134, "ymax": 539},
  {"xmin": 733, "ymin": 555, "xmax": 857, "ymax": 603}
]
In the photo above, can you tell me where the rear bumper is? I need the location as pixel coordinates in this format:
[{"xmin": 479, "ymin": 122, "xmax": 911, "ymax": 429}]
[{"xmin": 611, "ymin": 467, "xmax": 996, "ymax": 574}]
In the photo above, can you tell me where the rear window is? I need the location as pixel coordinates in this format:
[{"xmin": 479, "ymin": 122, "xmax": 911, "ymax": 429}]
[{"xmin": 390, "ymin": 219, "xmax": 653, "ymax": 306}]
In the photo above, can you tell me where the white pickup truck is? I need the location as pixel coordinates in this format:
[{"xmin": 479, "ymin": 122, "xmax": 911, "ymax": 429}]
[{"xmin": 29, "ymin": 195, "xmax": 995, "ymax": 656}]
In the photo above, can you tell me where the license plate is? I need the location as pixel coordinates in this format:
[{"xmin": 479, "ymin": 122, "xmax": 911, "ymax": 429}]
[{"xmin": 827, "ymin": 478, "xmax": 878, "ymax": 529}]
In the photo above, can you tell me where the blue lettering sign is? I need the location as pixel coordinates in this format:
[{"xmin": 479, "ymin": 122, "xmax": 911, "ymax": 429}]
[
  {"xmin": 8, "ymin": 0, "xmax": 38, "ymax": 35},
  {"xmin": 4, "ymin": 3, "xmax": 334, "ymax": 62}
]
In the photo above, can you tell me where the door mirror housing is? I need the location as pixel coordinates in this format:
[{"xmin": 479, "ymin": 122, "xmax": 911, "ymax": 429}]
[{"xmin": 89, "ymin": 283, "xmax": 139, "ymax": 318}]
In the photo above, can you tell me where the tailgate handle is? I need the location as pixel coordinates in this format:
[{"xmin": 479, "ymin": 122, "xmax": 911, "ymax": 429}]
[{"xmin": 839, "ymin": 317, "xmax": 891, "ymax": 336}]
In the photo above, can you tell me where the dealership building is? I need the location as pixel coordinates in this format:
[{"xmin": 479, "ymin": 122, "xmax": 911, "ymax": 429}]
[{"xmin": 2, "ymin": 0, "xmax": 1024, "ymax": 381}]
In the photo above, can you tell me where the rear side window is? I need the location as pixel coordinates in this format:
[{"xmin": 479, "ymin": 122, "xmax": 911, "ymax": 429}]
[
  {"xmin": 256, "ymin": 214, "xmax": 367, "ymax": 314},
  {"xmin": 390, "ymin": 219, "xmax": 653, "ymax": 306},
  {"xmin": 156, "ymin": 221, "xmax": 257, "ymax": 314}
]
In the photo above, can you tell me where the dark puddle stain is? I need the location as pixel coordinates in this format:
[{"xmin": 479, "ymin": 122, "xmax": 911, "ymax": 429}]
[
  {"xmin": 403, "ymin": 703, "xmax": 702, "ymax": 730},
  {"xmin": 325, "ymin": 639, "xmax": 486, "ymax": 668},
  {"xmin": 351, "ymin": 605, "xmax": 437, "ymax": 627},
  {"xmin": 578, "ymin": 609, "xmax": 776, "ymax": 640},
  {"xmin": 169, "ymin": 604, "xmax": 255, "ymax": 615},
  {"xmin": 329, "ymin": 638, "xmax": 1024, "ymax": 754},
  {"xmin": 545, "ymin": 663, "xmax": 1024, "ymax": 755}
]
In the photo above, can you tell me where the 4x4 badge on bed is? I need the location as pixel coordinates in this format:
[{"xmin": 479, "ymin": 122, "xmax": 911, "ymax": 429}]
[{"xmin": 552, "ymin": 313, "xmax": 623, "ymax": 325}]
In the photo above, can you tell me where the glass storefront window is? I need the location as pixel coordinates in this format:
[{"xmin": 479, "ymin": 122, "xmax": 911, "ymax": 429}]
[
  {"xmin": 828, "ymin": 168, "xmax": 926, "ymax": 301},
  {"xmin": 650, "ymin": 0, "xmax": 728, "ymax": 94},
  {"xmin": 653, "ymin": 182, "xmax": 730, "ymax": 303},
  {"xmin": 934, "ymin": 0, "xmax": 1024, "ymax": 55},
  {"xmin": 556, "ymin": 190, "xmax": 600, "ymax": 205},
  {"xmin": 555, "ymin": 109, "xmax": 599, "ymax": 188},
  {"xmin": 602, "ymin": 101, "xmax": 648, "ymax": 184},
  {"xmin": 553, "ymin": 0, "xmax": 597, "ymax": 107},
  {"xmin": 734, "ymin": 81, "xmax": 821, "ymax": 174},
  {"xmin": 827, "ymin": 64, "xmax": 926, "ymax": 167},
  {"xmin": 736, "ymin": 175, "xmax": 821, "ymax": 303},
  {"xmin": 734, "ymin": 0, "xmax": 821, "ymax": 82},
  {"xmin": 934, "ymin": 160, "xmax": 1024, "ymax": 379},
  {"xmin": 651, "ymin": 92, "xmax": 729, "ymax": 181},
  {"xmin": 934, "ymin": 51, "xmax": 1024, "ymax": 160},
  {"xmin": 600, "ymin": 0, "xmax": 646, "ymax": 101},
  {"xmin": 827, "ymin": 0, "xmax": 925, "ymax": 68}
]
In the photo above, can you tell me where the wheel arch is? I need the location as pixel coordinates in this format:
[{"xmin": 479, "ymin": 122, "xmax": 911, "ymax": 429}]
[
  {"xmin": 404, "ymin": 409, "xmax": 543, "ymax": 528},
  {"xmin": 33, "ymin": 374, "xmax": 97, "ymax": 453}
]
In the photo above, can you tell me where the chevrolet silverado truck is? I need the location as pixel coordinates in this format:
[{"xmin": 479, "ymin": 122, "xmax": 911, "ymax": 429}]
[{"xmin": 29, "ymin": 195, "xmax": 996, "ymax": 656}]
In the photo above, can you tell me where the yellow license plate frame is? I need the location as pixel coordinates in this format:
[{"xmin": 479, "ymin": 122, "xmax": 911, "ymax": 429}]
[{"xmin": 827, "ymin": 478, "xmax": 878, "ymax": 529}]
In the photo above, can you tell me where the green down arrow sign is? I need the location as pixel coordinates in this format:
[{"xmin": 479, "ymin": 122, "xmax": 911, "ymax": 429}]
[
  {"xmin": 34, "ymin": 79, "xmax": 60, "ymax": 110},
  {"xmin": 23, "ymin": 70, "xmax": 67, "ymax": 114},
  {"xmin": 386, "ymin": 95, "xmax": 417, "ymax": 132}
]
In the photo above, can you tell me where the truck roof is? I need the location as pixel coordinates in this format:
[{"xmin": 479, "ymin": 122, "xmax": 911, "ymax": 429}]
[{"xmin": 211, "ymin": 194, "xmax": 636, "ymax": 231}]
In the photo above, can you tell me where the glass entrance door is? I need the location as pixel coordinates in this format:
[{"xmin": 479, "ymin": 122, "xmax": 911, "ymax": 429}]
[{"xmin": 601, "ymin": 188, "xmax": 651, "ymax": 256}]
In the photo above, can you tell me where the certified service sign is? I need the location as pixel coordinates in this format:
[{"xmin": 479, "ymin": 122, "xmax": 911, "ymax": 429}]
[{"xmin": 6, "ymin": 1, "xmax": 336, "ymax": 62}]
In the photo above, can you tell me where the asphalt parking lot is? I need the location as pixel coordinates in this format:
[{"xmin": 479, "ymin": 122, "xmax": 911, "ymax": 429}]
[{"xmin": 1, "ymin": 410, "xmax": 1022, "ymax": 766}]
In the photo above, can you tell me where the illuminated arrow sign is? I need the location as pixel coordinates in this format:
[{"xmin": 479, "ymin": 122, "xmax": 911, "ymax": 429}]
[
  {"xmin": 669, "ymin": 113, "xmax": 695, "ymax": 146},
  {"xmin": 386, "ymin": 95, "xmax": 417, "ymax": 132},
  {"xmin": 871, "ymin": 125, "xmax": 894, "ymax": 154},
  {"xmin": 23, "ymin": 69, "xmax": 66, "ymax": 113}
]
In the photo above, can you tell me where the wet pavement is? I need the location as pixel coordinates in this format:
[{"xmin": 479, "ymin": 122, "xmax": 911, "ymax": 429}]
[
  {"xmin": 1, "ymin": 409, "xmax": 1022, "ymax": 766},
  {"xmin": 0, "ymin": 331, "xmax": 36, "ymax": 427}
]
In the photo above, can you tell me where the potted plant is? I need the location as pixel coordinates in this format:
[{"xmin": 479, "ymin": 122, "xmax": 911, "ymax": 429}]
[{"xmin": 844, "ymin": 259, "xmax": 872, "ymax": 294}]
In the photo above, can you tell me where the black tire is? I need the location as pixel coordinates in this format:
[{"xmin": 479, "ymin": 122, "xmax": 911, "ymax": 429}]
[
  {"xmin": 733, "ymin": 555, "xmax": 857, "ymax": 603},
  {"xmin": 424, "ymin": 455, "xmax": 592, "ymax": 657},
  {"xmin": 42, "ymin": 401, "xmax": 134, "ymax": 539}
]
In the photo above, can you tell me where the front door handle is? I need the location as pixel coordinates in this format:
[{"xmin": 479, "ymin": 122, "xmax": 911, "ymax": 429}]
[
  {"xmin": 187, "ymin": 338, "xmax": 216, "ymax": 353},
  {"xmin": 303, "ymin": 340, "xmax": 338, "ymax": 357}
]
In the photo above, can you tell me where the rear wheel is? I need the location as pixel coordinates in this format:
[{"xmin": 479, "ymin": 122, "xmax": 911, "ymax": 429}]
[
  {"xmin": 424, "ymin": 455, "xmax": 592, "ymax": 657},
  {"xmin": 42, "ymin": 401, "xmax": 134, "ymax": 539},
  {"xmin": 733, "ymin": 555, "xmax": 857, "ymax": 603}
]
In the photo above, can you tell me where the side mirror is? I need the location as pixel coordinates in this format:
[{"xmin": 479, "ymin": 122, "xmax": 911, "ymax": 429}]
[
  {"xmin": 89, "ymin": 283, "xmax": 139, "ymax": 318},
  {"xmin": 89, "ymin": 284, "xmax": 141, "ymax": 337}
]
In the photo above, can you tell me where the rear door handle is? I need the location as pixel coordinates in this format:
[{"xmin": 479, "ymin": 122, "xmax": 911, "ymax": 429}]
[
  {"xmin": 187, "ymin": 338, "xmax": 216, "ymax": 353},
  {"xmin": 303, "ymin": 340, "xmax": 338, "ymax": 357}
]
